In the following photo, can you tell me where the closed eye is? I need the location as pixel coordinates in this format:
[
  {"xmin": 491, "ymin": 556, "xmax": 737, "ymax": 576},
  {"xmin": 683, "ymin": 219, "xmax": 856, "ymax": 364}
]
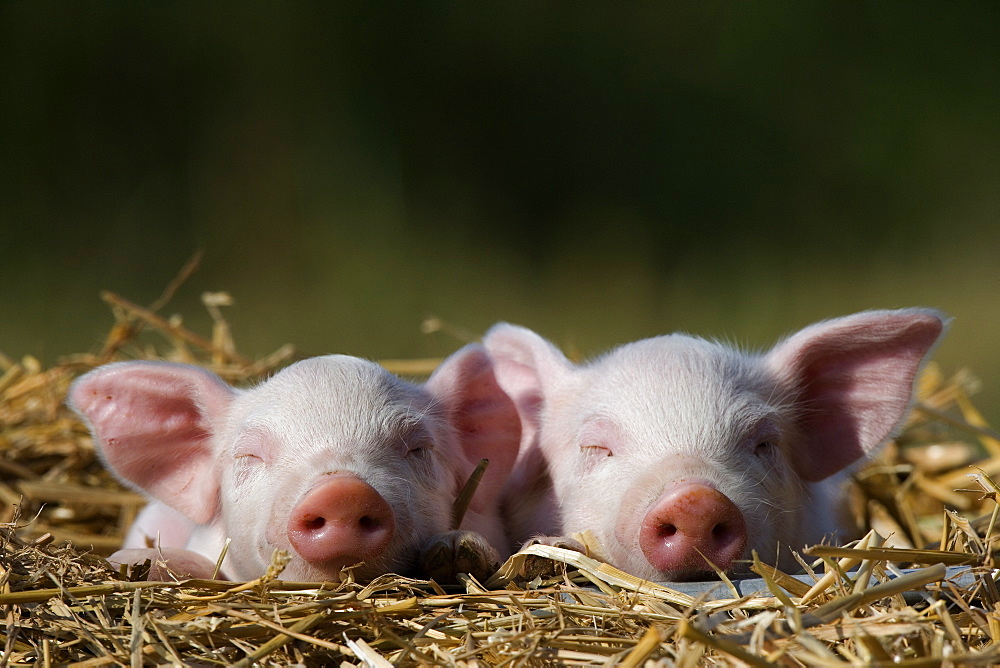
[
  {"xmin": 580, "ymin": 444, "xmax": 613, "ymax": 457},
  {"xmin": 745, "ymin": 418, "xmax": 781, "ymax": 459},
  {"xmin": 401, "ymin": 422, "xmax": 435, "ymax": 458},
  {"xmin": 232, "ymin": 452, "xmax": 264, "ymax": 486},
  {"xmin": 406, "ymin": 439, "xmax": 434, "ymax": 458},
  {"xmin": 231, "ymin": 427, "xmax": 274, "ymax": 465}
]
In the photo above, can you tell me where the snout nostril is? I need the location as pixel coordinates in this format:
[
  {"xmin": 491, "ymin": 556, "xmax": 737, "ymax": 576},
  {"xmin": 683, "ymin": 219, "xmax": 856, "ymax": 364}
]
[
  {"xmin": 287, "ymin": 477, "xmax": 396, "ymax": 566},
  {"xmin": 656, "ymin": 523, "xmax": 677, "ymax": 538},
  {"xmin": 639, "ymin": 483, "xmax": 748, "ymax": 576},
  {"xmin": 302, "ymin": 516, "xmax": 325, "ymax": 531},
  {"xmin": 358, "ymin": 515, "xmax": 381, "ymax": 531}
]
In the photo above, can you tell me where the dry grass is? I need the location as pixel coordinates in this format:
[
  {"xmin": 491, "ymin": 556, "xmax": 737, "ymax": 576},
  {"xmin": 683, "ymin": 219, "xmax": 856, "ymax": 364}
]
[{"xmin": 3, "ymin": 272, "xmax": 1000, "ymax": 665}]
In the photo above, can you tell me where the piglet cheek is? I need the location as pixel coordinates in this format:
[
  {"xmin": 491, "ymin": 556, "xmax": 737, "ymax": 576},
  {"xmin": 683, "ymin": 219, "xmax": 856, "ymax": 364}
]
[
  {"xmin": 613, "ymin": 517, "xmax": 641, "ymax": 555},
  {"xmin": 613, "ymin": 480, "xmax": 663, "ymax": 552},
  {"xmin": 263, "ymin": 521, "xmax": 282, "ymax": 548},
  {"xmin": 261, "ymin": 498, "xmax": 295, "ymax": 549}
]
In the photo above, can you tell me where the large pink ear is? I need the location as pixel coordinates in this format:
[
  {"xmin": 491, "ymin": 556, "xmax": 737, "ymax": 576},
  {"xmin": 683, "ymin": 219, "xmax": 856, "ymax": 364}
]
[
  {"xmin": 68, "ymin": 361, "xmax": 234, "ymax": 523},
  {"xmin": 424, "ymin": 343, "xmax": 521, "ymax": 514},
  {"xmin": 766, "ymin": 309, "xmax": 947, "ymax": 482},
  {"xmin": 481, "ymin": 323, "xmax": 575, "ymax": 455}
]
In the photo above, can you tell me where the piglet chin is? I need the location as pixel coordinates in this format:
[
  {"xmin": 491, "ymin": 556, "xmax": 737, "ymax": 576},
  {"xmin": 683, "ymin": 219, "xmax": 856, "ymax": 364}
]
[
  {"xmin": 270, "ymin": 548, "xmax": 408, "ymax": 583},
  {"xmin": 605, "ymin": 542, "xmax": 754, "ymax": 583}
]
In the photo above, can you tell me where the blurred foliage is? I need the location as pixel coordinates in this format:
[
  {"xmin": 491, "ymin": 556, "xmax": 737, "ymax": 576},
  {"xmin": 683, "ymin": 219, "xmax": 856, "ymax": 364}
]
[{"xmin": 1, "ymin": 3, "xmax": 998, "ymax": 419}]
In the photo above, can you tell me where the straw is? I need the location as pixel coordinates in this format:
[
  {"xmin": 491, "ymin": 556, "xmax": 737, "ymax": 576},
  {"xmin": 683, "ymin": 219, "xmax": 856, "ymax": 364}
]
[{"xmin": 2, "ymin": 280, "xmax": 999, "ymax": 665}]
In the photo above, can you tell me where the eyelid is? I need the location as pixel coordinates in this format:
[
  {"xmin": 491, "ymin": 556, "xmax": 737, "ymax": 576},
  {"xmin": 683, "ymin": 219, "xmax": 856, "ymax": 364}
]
[
  {"xmin": 402, "ymin": 424, "xmax": 435, "ymax": 451},
  {"xmin": 407, "ymin": 440, "xmax": 434, "ymax": 452},
  {"xmin": 232, "ymin": 425, "xmax": 275, "ymax": 463},
  {"xmin": 580, "ymin": 444, "xmax": 613, "ymax": 456},
  {"xmin": 747, "ymin": 417, "xmax": 781, "ymax": 443}
]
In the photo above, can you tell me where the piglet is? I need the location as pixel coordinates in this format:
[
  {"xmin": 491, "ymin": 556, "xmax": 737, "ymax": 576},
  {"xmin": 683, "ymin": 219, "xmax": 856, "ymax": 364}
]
[
  {"xmin": 484, "ymin": 309, "xmax": 947, "ymax": 581},
  {"xmin": 69, "ymin": 346, "xmax": 520, "ymax": 582}
]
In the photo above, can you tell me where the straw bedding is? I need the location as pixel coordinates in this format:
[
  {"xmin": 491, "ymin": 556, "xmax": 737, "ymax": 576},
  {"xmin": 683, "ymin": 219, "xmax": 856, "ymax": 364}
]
[{"xmin": 3, "ymin": 279, "xmax": 999, "ymax": 666}]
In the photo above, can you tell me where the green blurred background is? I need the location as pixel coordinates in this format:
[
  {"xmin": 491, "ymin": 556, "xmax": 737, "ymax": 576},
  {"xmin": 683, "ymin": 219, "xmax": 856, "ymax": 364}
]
[{"xmin": 2, "ymin": 4, "xmax": 998, "ymax": 422}]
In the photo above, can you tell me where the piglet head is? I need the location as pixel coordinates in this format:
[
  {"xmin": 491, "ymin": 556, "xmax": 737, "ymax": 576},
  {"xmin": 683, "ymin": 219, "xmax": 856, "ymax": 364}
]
[
  {"xmin": 213, "ymin": 356, "xmax": 442, "ymax": 581},
  {"xmin": 486, "ymin": 309, "xmax": 946, "ymax": 581},
  {"xmin": 71, "ymin": 346, "xmax": 520, "ymax": 583},
  {"xmin": 216, "ymin": 346, "xmax": 520, "ymax": 581}
]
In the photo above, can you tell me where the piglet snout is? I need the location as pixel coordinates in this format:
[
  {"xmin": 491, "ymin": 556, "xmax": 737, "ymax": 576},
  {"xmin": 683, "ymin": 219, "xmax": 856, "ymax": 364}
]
[
  {"xmin": 638, "ymin": 482, "xmax": 747, "ymax": 579},
  {"xmin": 287, "ymin": 475, "xmax": 396, "ymax": 567}
]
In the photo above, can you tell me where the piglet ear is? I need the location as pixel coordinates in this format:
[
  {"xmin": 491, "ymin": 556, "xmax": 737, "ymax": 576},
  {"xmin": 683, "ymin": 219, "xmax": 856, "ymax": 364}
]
[
  {"xmin": 68, "ymin": 361, "xmax": 233, "ymax": 523},
  {"xmin": 766, "ymin": 309, "xmax": 947, "ymax": 482},
  {"xmin": 481, "ymin": 323, "xmax": 575, "ymax": 450},
  {"xmin": 425, "ymin": 343, "xmax": 521, "ymax": 513}
]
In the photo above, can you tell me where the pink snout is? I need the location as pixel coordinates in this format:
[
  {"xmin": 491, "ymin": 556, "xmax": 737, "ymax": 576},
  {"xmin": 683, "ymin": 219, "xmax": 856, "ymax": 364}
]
[
  {"xmin": 287, "ymin": 475, "xmax": 396, "ymax": 568},
  {"xmin": 638, "ymin": 482, "xmax": 747, "ymax": 579}
]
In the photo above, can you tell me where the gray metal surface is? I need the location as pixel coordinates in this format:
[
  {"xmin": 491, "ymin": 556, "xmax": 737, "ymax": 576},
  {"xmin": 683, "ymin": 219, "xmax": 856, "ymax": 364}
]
[{"xmin": 657, "ymin": 565, "xmax": 980, "ymax": 600}]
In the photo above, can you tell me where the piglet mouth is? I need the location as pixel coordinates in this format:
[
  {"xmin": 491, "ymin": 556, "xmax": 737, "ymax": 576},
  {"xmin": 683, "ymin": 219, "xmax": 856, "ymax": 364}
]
[{"xmin": 276, "ymin": 548, "xmax": 404, "ymax": 583}]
